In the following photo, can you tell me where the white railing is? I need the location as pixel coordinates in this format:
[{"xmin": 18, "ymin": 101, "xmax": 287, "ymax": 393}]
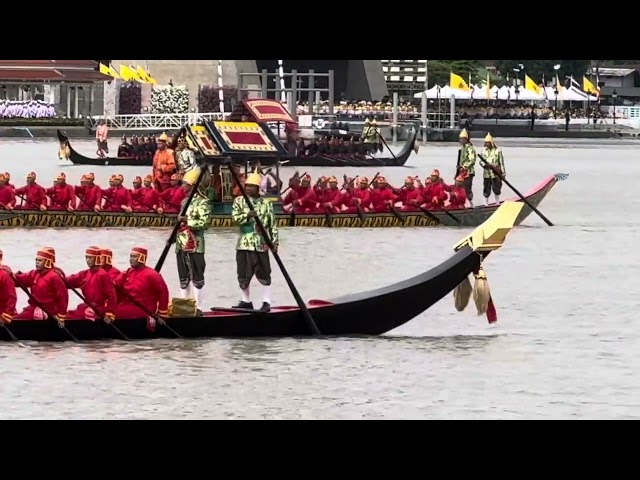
[{"xmin": 88, "ymin": 113, "xmax": 225, "ymax": 130}]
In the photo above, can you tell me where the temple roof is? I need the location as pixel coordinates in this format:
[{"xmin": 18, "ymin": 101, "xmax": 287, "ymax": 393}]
[{"xmin": 0, "ymin": 60, "xmax": 110, "ymax": 83}]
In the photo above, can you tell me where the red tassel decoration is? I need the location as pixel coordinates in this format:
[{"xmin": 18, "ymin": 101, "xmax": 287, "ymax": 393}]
[
  {"xmin": 146, "ymin": 316, "xmax": 156, "ymax": 333},
  {"xmin": 486, "ymin": 295, "xmax": 497, "ymax": 324}
]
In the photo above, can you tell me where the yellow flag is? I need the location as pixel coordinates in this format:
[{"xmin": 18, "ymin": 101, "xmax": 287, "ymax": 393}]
[
  {"xmin": 583, "ymin": 76, "xmax": 599, "ymax": 96},
  {"xmin": 555, "ymin": 74, "xmax": 565, "ymax": 91},
  {"xmin": 108, "ymin": 64, "xmax": 121, "ymax": 79},
  {"xmin": 119, "ymin": 64, "xmax": 133, "ymax": 81},
  {"xmin": 524, "ymin": 75, "xmax": 543, "ymax": 95},
  {"xmin": 450, "ymin": 72, "xmax": 471, "ymax": 92},
  {"xmin": 136, "ymin": 66, "xmax": 157, "ymax": 84},
  {"xmin": 128, "ymin": 65, "xmax": 146, "ymax": 83},
  {"xmin": 99, "ymin": 63, "xmax": 111, "ymax": 76}
]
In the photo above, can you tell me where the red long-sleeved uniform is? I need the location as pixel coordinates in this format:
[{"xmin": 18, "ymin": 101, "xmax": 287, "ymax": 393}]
[
  {"xmin": 14, "ymin": 183, "xmax": 47, "ymax": 210},
  {"xmin": 101, "ymin": 186, "xmax": 132, "ymax": 212},
  {"xmin": 0, "ymin": 267, "xmax": 17, "ymax": 323},
  {"xmin": 160, "ymin": 185, "xmax": 186, "ymax": 213},
  {"xmin": 113, "ymin": 265, "xmax": 170, "ymax": 319},
  {"xmin": 421, "ymin": 182, "xmax": 448, "ymax": 210},
  {"xmin": 13, "ymin": 269, "xmax": 68, "ymax": 320},
  {"xmin": 132, "ymin": 186, "xmax": 162, "ymax": 212},
  {"xmin": 371, "ymin": 187, "xmax": 397, "ymax": 213},
  {"xmin": 65, "ymin": 267, "xmax": 118, "ymax": 320},
  {"xmin": 75, "ymin": 184, "xmax": 102, "ymax": 210},
  {"xmin": 45, "ymin": 184, "xmax": 76, "ymax": 210}
]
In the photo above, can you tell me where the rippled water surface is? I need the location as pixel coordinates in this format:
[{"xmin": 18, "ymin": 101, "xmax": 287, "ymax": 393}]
[{"xmin": 0, "ymin": 136, "xmax": 638, "ymax": 419}]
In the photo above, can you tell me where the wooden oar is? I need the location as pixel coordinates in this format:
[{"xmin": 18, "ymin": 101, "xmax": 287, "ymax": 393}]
[
  {"xmin": 478, "ymin": 154, "xmax": 553, "ymax": 226},
  {"xmin": 376, "ymin": 130, "xmax": 399, "ymax": 165},
  {"xmin": 154, "ymin": 165, "xmax": 208, "ymax": 272},
  {"xmin": 226, "ymin": 159, "xmax": 321, "ymax": 336},
  {"xmin": 324, "ymin": 205, "xmax": 334, "ymax": 228},
  {"xmin": 57, "ymin": 273, "xmax": 130, "ymax": 341},
  {"xmin": 114, "ymin": 285, "xmax": 183, "ymax": 339},
  {"xmin": 11, "ymin": 274, "xmax": 78, "ymax": 342},
  {"xmin": 388, "ymin": 205, "xmax": 405, "ymax": 225}
]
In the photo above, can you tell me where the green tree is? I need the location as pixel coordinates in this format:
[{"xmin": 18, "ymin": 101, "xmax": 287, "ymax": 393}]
[
  {"xmin": 425, "ymin": 60, "xmax": 482, "ymax": 88},
  {"xmin": 495, "ymin": 60, "xmax": 591, "ymax": 84}
]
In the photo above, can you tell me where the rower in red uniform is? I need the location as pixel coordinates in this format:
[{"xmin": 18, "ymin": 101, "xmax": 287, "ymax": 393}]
[
  {"xmin": 421, "ymin": 169, "xmax": 448, "ymax": 210},
  {"xmin": 0, "ymin": 173, "xmax": 16, "ymax": 210},
  {"xmin": 45, "ymin": 173, "xmax": 76, "ymax": 211},
  {"xmin": 322, "ymin": 176, "xmax": 343, "ymax": 213},
  {"xmin": 65, "ymin": 246, "xmax": 117, "ymax": 322},
  {"xmin": 370, "ymin": 176, "xmax": 397, "ymax": 213},
  {"xmin": 101, "ymin": 248, "xmax": 120, "ymax": 282},
  {"xmin": 444, "ymin": 173, "xmax": 468, "ymax": 210},
  {"xmin": 159, "ymin": 173, "xmax": 187, "ymax": 213},
  {"xmin": 337, "ymin": 176, "xmax": 356, "ymax": 212},
  {"xmin": 345, "ymin": 177, "xmax": 373, "ymax": 213},
  {"xmin": 398, "ymin": 176, "xmax": 424, "ymax": 212},
  {"xmin": 40, "ymin": 247, "xmax": 65, "ymax": 277},
  {"xmin": 0, "ymin": 250, "xmax": 17, "ymax": 326},
  {"xmin": 113, "ymin": 247, "xmax": 169, "ymax": 320},
  {"xmin": 3, "ymin": 172, "xmax": 14, "ymax": 189},
  {"xmin": 13, "ymin": 249, "xmax": 67, "ymax": 327},
  {"xmin": 75, "ymin": 173, "xmax": 102, "ymax": 211},
  {"xmin": 130, "ymin": 176, "xmax": 143, "ymax": 209},
  {"xmin": 133, "ymin": 175, "xmax": 163, "ymax": 213},
  {"xmin": 14, "ymin": 172, "xmax": 47, "ymax": 210},
  {"xmin": 313, "ymin": 176, "xmax": 328, "ymax": 198},
  {"xmin": 282, "ymin": 174, "xmax": 318, "ymax": 213},
  {"xmin": 100, "ymin": 174, "xmax": 132, "ymax": 212}
]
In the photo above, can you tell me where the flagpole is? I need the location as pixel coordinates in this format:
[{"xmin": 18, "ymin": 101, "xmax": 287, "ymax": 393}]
[{"xmin": 421, "ymin": 60, "xmax": 428, "ymax": 142}]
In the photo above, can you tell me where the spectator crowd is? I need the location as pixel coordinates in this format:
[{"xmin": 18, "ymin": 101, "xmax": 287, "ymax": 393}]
[{"xmin": 0, "ymin": 100, "xmax": 56, "ymax": 119}]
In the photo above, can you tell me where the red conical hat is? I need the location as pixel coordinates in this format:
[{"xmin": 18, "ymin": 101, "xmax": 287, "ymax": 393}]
[{"xmin": 131, "ymin": 247, "xmax": 147, "ymax": 264}]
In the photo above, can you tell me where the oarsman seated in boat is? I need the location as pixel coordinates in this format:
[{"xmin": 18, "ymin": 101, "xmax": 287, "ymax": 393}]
[
  {"xmin": 175, "ymin": 137, "xmax": 196, "ymax": 174},
  {"xmin": 65, "ymin": 246, "xmax": 117, "ymax": 322},
  {"xmin": 130, "ymin": 176, "xmax": 143, "ymax": 207},
  {"xmin": 75, "ymin": 173, "xmax": 102, "ymax": 211},
  {"xmin": 159, "ymin": 173, "xmax": 187, "ymax": 213},
  {"xmin": 129, "ymin": 136, "xmax": 145, "ymax": 158},
  {"xmin": 153, "ymin": 133, "xmax": 176, "ymax": 192},
  {"xmin": 397, "ymin": 176, "xmax": 424, "ymax": 212},
  {"xmin": 344, "ymin": 176, "xmax": 373, "ymax": 213},
  {"xmin": 317, "ymin": 137, "xmax": 329, "ymax": 154},
  {"xmin": 420, "ymin": 170, "xmax": 448, "ymax": 211},
  {"xmin": 481, "ymin": 133, "xmax": 506, "ymax": 206},
  {"xmin": 132, "ymin": 175, "xmax": 163, "ymax": 213},
  {"xmin": 321, "ymin": 176, "xmax": 343, "ymax": 213},
  {"xmin": 14, "ymin": 172, "xmax": 47, "ymax": 210},
  {"xmin": 41, "ymin": 247, "xmax": 65, "ymax": 277},
  {"xmin": 145, "ymin": 136, "xmax": 157, "ymax": 158},
  {"xmin": 117, "ymin": 136, "xmax": 131, "ymax": 157},
  {"xmin": 12, "ymin": 248, "xmax": 67, "ymax": 328},
  {"xmin": 305, "ymin": 138, "xmax": 318, "ymax": 156},
  {"xmin": 112, "ymin": 247, "xmax": 170, "ymax": 321},
  {"xmin": 101, "ymin": 248, "xmax": 120, "ymax": 284},
  {"xmin": 46, "ymin": 172, "xmax": 76, "ymax": 211},
  {"xmin": 443, "ymin": 173, "xmax": 468, "ymax": 210},
  {"xmin": 0, "ymin": 172, "xmax": 16, "ymax": 210},
  {"xmin": 99, "ymin": 174, "xmax": 132, "ymax": 213},
  {"xmin": 0, "ymin": 250, "xmax": 17, "ymax": 327},
  {"xmin": 313, "ymin": 176, "xmax": 328, "ymax": 197},
  {"xmin": 282, "ymin": 173, "xmax": 319, "ymax": 213},
  {"xmin": 370, "ymin": 176, "xmax": 397, "ymax": 213},
  {"xmin": 3, "ymin": 172, "xmax": 14, "ymax": 189},
  {"xmin": 296, "ymin": 137, "xmax": 306, "ymax": 157},
  {"xmin": 231, "ymin": 172, "xmax": 279, "ymax": 311}
]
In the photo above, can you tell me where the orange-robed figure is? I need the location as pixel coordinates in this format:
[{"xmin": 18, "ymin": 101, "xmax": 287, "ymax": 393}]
[
  {"xmin": 13, "ymin": 172, "xmax": 47, "ymax": 210},
  {"xmin": 113, "ymin": 247, "xmax": 170, "ymax": 320},
  {"xmin": 100, "ymin": 174, "xmax": 132, "ymax": 212},
  {"xmin": 13, "ymin": 249, "xmax": 68, "ymax": 324},
  {"xmin": 0, "ymin": 172, "xmax": 16, "ymax": 209},
  {"xmin": 75, "ymin": 173, "xmax": 102, "ymax": 210},
  {"xmin": 153, "ymin": 133, "xmax": 176, "ymax": 192},
  {"xmin": 159, "ymin": 173, "xmax": 187, "ymax": 213},
  {"xmin": 65, "ymin": 246, "xmax": 117, "ymax": 321},
  {"xmin": 46, "ymin": 172, "xmax": 76, "ymax": 211},
  {"xmin": 0, "ymin": 250, "xmax": 18, "ymax": 325},
  {"xmin": 132, "ymin": 175, "xmax": 162, "ymax": 213}
]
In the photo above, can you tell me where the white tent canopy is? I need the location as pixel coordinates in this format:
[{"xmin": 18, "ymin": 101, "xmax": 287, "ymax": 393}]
[{"xmin": 414, "ymin": 83, "xmax": 598, "ymax": 102}]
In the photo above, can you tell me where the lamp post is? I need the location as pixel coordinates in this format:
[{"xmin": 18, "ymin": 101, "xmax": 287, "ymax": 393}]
[
  {"xmin": 553, "ymin": 64, "xmax": 561, "ymax": 119},
  {"xmin": 612, "ymin": 89, "xmax": 618, "ymax": 124}
]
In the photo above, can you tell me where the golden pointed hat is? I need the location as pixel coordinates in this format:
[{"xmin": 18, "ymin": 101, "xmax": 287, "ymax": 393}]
[
  {"xmin": 484, "ymin": 132, "xmax": 494, "ymax": 142},
  {"xmin": 246, "ymin": 172, "xmax": 262, "ymax": 186},
  {"xmin": 459, "ymin": 129, "xmax": 469, "ymax": 139}
]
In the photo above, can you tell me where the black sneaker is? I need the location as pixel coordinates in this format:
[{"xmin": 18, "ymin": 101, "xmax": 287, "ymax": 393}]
[
  {"xmin": 260, "ymin": 302, "xmax": 271, "ymax": 312},
  {"xmin": 234, "ymin": 301, "xmax": 254, "ymax": 310}
]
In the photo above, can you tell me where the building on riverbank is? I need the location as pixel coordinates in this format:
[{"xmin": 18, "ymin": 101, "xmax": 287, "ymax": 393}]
[{"xmin": 0, "ymin": 60, "xmax": 110, "ymax": 118}]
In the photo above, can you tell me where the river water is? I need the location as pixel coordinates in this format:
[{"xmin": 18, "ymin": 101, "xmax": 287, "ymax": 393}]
[{"xmin": 0, "ymin": 136, "xmax": 637, "ymax": 419}]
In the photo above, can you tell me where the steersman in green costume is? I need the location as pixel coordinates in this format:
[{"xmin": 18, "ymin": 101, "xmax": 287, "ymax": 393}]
[
  {"xmin": 231, "ymin": 171, "xmax": 279, "ymax": 312},
  {"xmin": 175, "ymin": 166, "xmax": 212, "ymax": 312}
]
